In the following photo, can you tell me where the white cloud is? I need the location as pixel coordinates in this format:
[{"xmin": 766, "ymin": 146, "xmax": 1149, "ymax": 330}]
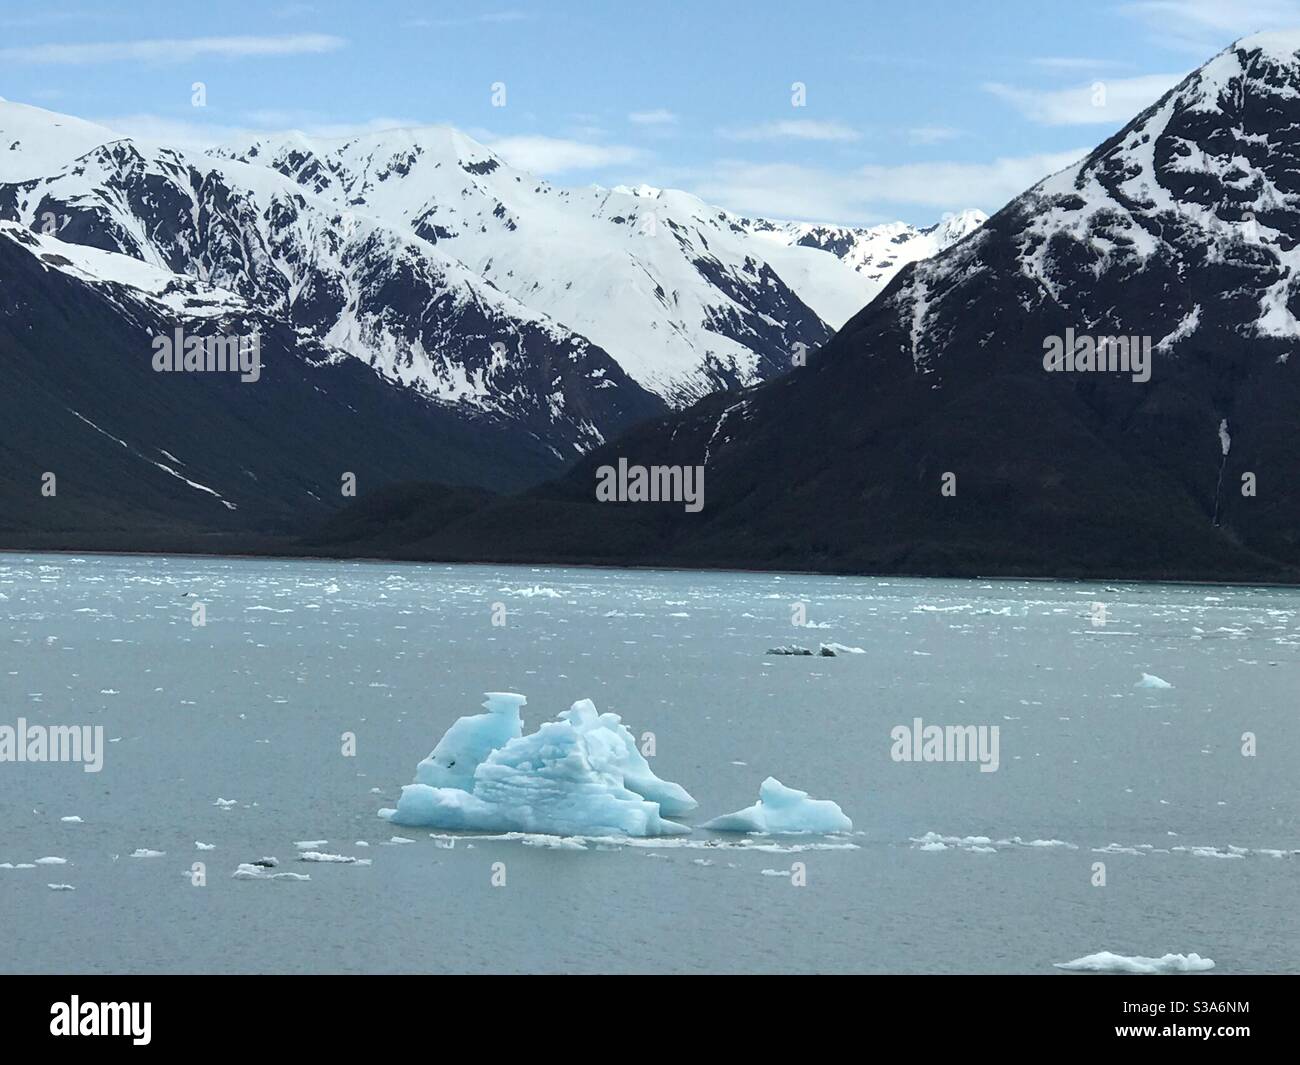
[
  {"xmin": 90, "ymin": 113, "xmax": 425, "ymax": 151},
  {"xmin": 907, "ymin": 126, "xmax": 962, "ymax": 146},
  {"xmin": 483, "ymin": 135, "xmax": 647, "ymax": 175},
  {"xmin": 0, "ymin": 34, "xmax": 345, "ymax": 65},
  {"xmin": 1119, "ymin": 0, "xmax": 1300, "ymax": 54},
  {"xmin": 984, "ymin": 74, "xmax": 1184, "ymax": 125},
  {"xmin": 407, "ymin": 11, "xmax": 531, "ymax": 28},
  {"xmin": 1030, "ymin": 57, "xmax": 1130, "ymax": 71},
  {"xmin": 687, "ymin": 150, "xmax": 1086, "ymax": 222},
  {"xmin": 628, "ymin": 109, "xmax": 678, "ymax": 126},
  {"xmin": 719, "ymin": 119, "xmax": 861, "ymax": 143}
]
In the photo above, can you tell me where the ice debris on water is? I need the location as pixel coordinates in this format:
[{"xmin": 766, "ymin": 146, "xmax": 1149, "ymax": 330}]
[
  {"xmin": 1054, "ymin": 951, "xmax": 1214, "ymax": 974},
  {"xmin": 232, "ymin": 863, "xmax": 310, "ymax": 882},
  {"xmin": 1136, "ymin": 673, "xmax": 1173, "ymax": 689}
]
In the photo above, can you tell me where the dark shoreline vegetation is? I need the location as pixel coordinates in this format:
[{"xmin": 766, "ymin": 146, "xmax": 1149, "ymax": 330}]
[{"xmin": 4, "ymin": 470, "xmax": 1296, "ymax": 586}]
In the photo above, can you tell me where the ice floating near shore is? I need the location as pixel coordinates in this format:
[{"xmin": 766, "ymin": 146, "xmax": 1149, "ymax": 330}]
[
  {"xmin": 701, "ymin": 777, "xmax": 853, "ymax": 834},
  {"xmin": 1136, "ymin": 673, "xmax": 1173, "ymax": 689},
  {"xmin": 1054, "ymin": 951, "xmax": 1214, "ymax": 974},
  {"xmin": 384, "ymin": 694, "xmax": 697, "ymax": 837}
]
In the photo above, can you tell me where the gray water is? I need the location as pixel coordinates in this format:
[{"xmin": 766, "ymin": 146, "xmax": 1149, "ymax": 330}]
[{"xmin": 1, "ymin": 552, "xmax": 1296, "ymax": 974}]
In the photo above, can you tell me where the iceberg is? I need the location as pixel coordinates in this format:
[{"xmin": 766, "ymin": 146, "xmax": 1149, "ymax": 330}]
[
  {"xmin": 383, "ymin": 694, "xmax": 697, "ymax": 837},
  {"xmin": 1136, "ymin": 673, "xmax": 1173, "ymax": 689},
  {"xmin": 701, "ymin": 777, "xmax": 853, "ymax": 834}
]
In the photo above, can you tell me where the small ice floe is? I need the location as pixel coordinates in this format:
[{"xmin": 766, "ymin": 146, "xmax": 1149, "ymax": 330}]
[
  {"xmin": 60, "ymin": 816, "xmax": 83, "ymax": 823},
  {"xmin": 693, "ymin": 858, "xmax": 714, "ymax": 867},
  {"xmin": 765, "ymin": 645, "xmax": 814, "ymax": 656},
  {"xmin": 1172, "ymin": 845, "xmax": 1245, "ymax": 860},
  {"xmin": 1136, "ymin": 673, "xmax": 1173, "ymax": 689},
  {"xmin": 213, "ymin": 798, "xmax": 238, "ymax": 808},
  {"xmin": 231, "ymin": 863, "xmax": 310, "ymax": 882},
  {"xmin": 912, "ymin": 832, "xmax": 1073, "ymax": 854},
  {"xmin": 129, "ymin": 849, "xmax": 164, "ymax": 858},
  {"xmin": 1054, "ymin": 952, "xmax": 1214, "ymax": 974},
  {"xmin": 760, "ymin": 868, "xmax": 788, "ymax": 877},
  {"xmin": 249, "ymin": 857, "xmax": 278, "ymax": 868},
  {"xmin": 354, "ymin": 841, "xmax": 370, "ymax": 847},
  {"xmin": 498, "ymin": 585, "xmax": 562, "ymax": 598},
  {"xmin": 35, "ymin": 856, "xmax": 68, "ymax": 865},
  {"xmin": 195, "ymin": 842, "xmax": 215, "ymax": 851},
  {"xmin": 389, "ymin": 836, "xmax": 415, "ymax": 845},
  {"xmin": 297, "ymin": 851, "xmax": 371, "ymax": 864},
  {"xmin": 46, "ymin": 883, "xmax": 75, "ymax": 891},
  {"xmin": 702, "ymin": 777, "xmax": 852, "ymax": 834},
  {"xmin": 821, "ymin": 643, "xmax": 865, "ymax": 654},
  {"xmin": 1094, "ymin": 843, "xmax": 1145, "ymax": 856},
  {"xmin": 293, "ymin": 840, "xmax": 329, "ymax": 849}
]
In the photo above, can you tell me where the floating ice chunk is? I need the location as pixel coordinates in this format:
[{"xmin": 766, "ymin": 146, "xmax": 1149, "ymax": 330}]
[
  {"xmin": 760, "ymin": 868, "xmax": 788, "ymax": 877},
  {"xmin": 298, "ymin": 851, "xmax": 370, "ymax": 864},
  {"xmin": 1054, "ymin": 951, "xmax": 1214, "ymax": 974},
  {"xmin": 821, "ymin": 643, "xmax": 865, "ymax": 654},
  {"xmin": 389, "ymin": 836, "xmax": 415, "ymax": 844},
  {"xmin": 293, "ymin": 840, "xmax": 329, "ymax": 849},
  {"xmin": 414, "ymin": 692, "xmax": 526, "ymax": 792},
  {"xmin": 129, "ymin": 849, "xmax": 164, "ymax": 858},
  {"xmin": 35, "ymin": 856, "xmax": 68, "ymax": 865},
  {"xmin": 765, "ymin": 645, "xmax": 813, "ymax": 656},
  {"xmin": 231, "ymin": 863, "xmax": 310, "ymax": 881},
  {"xmin": 47, "ymin": 883, "xmax": 75, "ymax": 891},
  {"xmin": 702, "ymin": 777, "xmax": 852, "ymax": 834},
  {"xmin": 384, "ymin": 695, "xmax": 694, "ymax": 837},
  {"xmin": 1136, "ymin": 673, "xmax": 1173, "ymax": 689},
  {"xmin": 213, "ymin": 798, "xmax": 238, "ymax": 808},
  {"xmin": 60, "ymin": 816, "xmax": 83, "ymax": 823},
  {"xmin": 195, "ymin": 842, "xmax": 215, "ymax": 851}
]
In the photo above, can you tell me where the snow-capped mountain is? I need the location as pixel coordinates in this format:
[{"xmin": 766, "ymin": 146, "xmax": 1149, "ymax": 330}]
[
  {"xmin": 2, "ymin": 98, "xmax": 981, "ymax": 447},
  {"xmin": 215, "ymin": 130, "xmax": 857, "ymax": 402},
  {"xmin": 739, "ymin": 208, "xmax": 987, "ymax": 305},
  {"xmin": 344, "ymin": 32, "xmax": 1300, "ymax": 581},
  {"xmin": 0, "ymin": 95, "xmax": 987, "ymax": 550}
]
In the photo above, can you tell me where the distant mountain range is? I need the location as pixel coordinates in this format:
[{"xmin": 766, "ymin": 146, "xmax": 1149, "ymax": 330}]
[
  {"xmin": 306, "ymin": 32, "xmax": 1300, "ymax": 582},
  {"xmin": 0, "ymin": 98, "xmax": 981, "ymax": 550}
]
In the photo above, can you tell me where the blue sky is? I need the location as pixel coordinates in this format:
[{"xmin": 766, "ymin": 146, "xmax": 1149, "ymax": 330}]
[{"xmin": 2, "ymin": 0, "xmax": 1299, "ymax": 224}]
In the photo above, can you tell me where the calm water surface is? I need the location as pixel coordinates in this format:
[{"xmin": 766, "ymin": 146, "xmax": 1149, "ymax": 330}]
[{"xmin": 1, "ymin": 553, "xmax": 1296, "ymax": 973}]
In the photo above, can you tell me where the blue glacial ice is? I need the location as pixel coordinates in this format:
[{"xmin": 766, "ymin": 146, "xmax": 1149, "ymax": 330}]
[
  {"xmin": 414, "ymin": 692, "xmax": 526, "ymax": 791},
  {"xmin": 382, "ymin": 694, "xmax": 697, "ymax": 837},
  {"xmin": 701, "ymin": 777, "xmax": 853, "ymax": 834}
]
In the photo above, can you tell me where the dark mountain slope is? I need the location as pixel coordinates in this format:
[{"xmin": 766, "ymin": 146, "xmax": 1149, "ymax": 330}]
[{"xmin": 0, "ymin": 223, "xmax": 559, "ymax": 552}]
